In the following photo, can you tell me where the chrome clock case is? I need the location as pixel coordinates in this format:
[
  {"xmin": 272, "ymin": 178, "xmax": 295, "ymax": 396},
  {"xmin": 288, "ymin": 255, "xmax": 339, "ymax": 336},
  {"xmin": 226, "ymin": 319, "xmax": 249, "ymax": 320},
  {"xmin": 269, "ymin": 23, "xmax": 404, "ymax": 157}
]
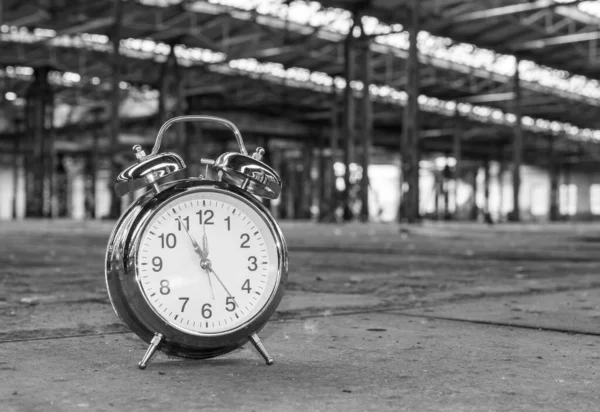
[{"xmin": 105, "ymin": 116, "xmax": 288, "ymax": 369}]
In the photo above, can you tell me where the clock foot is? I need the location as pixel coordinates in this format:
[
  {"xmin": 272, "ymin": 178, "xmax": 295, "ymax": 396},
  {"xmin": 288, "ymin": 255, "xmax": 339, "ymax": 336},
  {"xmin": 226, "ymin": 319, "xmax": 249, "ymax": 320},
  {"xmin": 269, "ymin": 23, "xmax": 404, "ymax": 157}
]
[
  {"xmin": 138, "ymin": 333, "xmax": 163, "ymax": 370},
  {"xmin": 248, "ymin": 333, "xmax": 274, "ymax": 365}
]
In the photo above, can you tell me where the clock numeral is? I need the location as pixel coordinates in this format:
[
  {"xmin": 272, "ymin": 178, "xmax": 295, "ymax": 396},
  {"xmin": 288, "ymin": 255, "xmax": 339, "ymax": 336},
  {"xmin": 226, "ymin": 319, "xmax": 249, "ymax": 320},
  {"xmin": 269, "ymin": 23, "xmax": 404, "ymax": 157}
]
[
  {"xmin": 242, "ymin": 279, "xmax": 252, "ymax": 294},
  {"xmin": 240, "ymin": 233, "xmax": 250, "ymax": 248},
  {"xmin": 159, "ymin": 233, "xmax": 177, "ymax": 249},
  {"xmin": 225, "ymin": 297, "xmax": 236, "ymax": 312},
  {"xmin": 176, "ymin": 216, "xmax": 189, "ymax": 231},
  {"xmin": 247, "ymin": 256, "xmax": 258, "ymax": 271},
  {"xmin": 152, "ymin": 256, "xmax": 162, "ymax": 272},
  {"xmin": 224, "ymin": 216, "xmax": 231, "ymax": 231},
  {"xmin": 179, "ymin": 297, "xmax": 189, "ymax": 312},
  {"xmin": 202, "ymin": 303, "xmax": 212, "ymax": 319},
  {"xmin": 160, "ymin": 279, "xmax": 170, "ymax": 295},
  {"xmin": 196, "ymin": 210, "xmax": 214, "ymax": 225}
]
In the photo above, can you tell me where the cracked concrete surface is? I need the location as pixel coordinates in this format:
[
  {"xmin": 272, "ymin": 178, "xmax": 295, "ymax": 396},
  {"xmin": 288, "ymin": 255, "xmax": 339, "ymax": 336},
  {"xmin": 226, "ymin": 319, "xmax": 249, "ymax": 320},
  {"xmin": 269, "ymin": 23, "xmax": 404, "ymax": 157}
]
[{"xmin": 1, "ymin": 221, "xmax": 599, "ymax": 411}]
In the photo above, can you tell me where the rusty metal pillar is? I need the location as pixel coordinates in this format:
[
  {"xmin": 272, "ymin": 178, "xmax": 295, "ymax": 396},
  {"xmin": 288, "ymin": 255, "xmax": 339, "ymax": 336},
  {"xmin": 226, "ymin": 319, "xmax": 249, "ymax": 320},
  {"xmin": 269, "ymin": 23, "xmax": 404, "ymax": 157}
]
[
  {"xmin": 12, "ymin": 138, "xmax": 20, "ymax": 219},
  {"xmin": 359, "ymin": 27, "xmax": 373, "ymax": 223},
  {"xmin": 84, "ymin": 134, "xmax": 99, "ymax": 219},
  {"xmin": 324, "ymin": 93, "xmax": 340, "ymax": 221},
  {"xmin": 548, "ymin": 138, "xmax": 560, "ymax": 221},
  {"xmin": 107, "ymin": 0, "xmax": 124, "ymax": 218},
  {"xmin": 483, "ymin": 159, "xmax": 491, "ymax": 213},
  {"xmin": 24, "ymin": 66, "xmax": 53, "ymax": 218},
  {"xmin": 342, "ymin": 17, "xmax": 357, "ymax": 221},
  {"xmin": 498, "ymin": 158, "xmax": 505, "ymax": 221},
  {"xmin": 443, "ymin": 161, "xmax": 451, "ymax": 220},
  {"xmin": 318, "ymin": 131, "xmax": 327, "ymax": 221},
  {"xmin": 399, "ymin": 0, "xmax": 421, "ymax": 223},
  {"xmin": 55, "ymin": 154, "xmax": 68, "ymax": 218},
  {"xmin": 158, "ymin": 43, "xmax": 186, "ymax": 152},
  {"xmin": 452, "ymin": 113, "xmax": 462, "ymax": 218},
  {"xmin": 470, "ymin": 167, "xmax": 479, "ymax": 221},
  {"xmin": 511, "ymin": 60, "xmax": 523, "ymax": 221},
  {"xmin": 260, "ymin": 137, "xmax": 272, "ymax": 211},
  {"xmin": 300, "ymin": 142, "xmax": 313, "ymax": 219}
]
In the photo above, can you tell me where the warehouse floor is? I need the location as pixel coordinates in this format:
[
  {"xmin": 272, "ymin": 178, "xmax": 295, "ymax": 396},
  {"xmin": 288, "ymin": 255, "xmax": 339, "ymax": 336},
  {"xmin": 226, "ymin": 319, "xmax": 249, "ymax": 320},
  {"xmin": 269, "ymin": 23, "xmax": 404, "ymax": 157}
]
[{"xmin": 1, "ymin": 221, "xmax": 599, "ymax": 411}]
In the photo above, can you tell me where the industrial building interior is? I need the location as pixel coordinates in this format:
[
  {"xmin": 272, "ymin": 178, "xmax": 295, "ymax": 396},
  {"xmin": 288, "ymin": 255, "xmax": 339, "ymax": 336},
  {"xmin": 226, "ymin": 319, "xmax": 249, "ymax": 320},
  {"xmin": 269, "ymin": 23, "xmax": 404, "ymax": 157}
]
[
  {"xmin": 2, "ymin": 0, "xmax": 600, "ymax": 223},
  {"xmin": 4, "ymin": 1, "xmax": 600, "ymax": 410}
]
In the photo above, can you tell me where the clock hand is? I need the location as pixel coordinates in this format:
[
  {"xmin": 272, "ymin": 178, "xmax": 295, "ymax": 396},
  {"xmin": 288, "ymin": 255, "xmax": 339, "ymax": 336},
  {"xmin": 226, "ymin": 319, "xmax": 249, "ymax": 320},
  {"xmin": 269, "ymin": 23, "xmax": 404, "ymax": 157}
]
[
  {"xmin": 176, "ymin": 217, "xmax": 206, "ymax": 259},
  {"xmin": 176, "ymin": 217, "xmax": 215, "ymax": 300},
  {"xmin": 206, "ymin": 263, "xmax": 239, "ymax": 309},
  {"xmin": 202, "ymin": 222, "xmax": 209, "ymax": 259}
]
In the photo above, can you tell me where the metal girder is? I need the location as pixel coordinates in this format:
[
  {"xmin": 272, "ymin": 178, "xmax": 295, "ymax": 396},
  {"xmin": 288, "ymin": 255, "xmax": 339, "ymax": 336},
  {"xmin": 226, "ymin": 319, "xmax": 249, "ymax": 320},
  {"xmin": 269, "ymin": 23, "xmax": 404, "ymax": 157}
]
[
  {"xmin": 555, "ymin": 4, "xmax": 600, "ymax": 25},
  {"xmin": 220, "ymin": 31, "xmax": 263, "ymax": 48},
  {"xmin": 237, "ymin": 44, "xmax": 297, "ymax": 59},
  {"xmin": 183, "ymin": 83, "xmax": 227, "ymax": 97},
  {"xmin": 53, "ymin": 17, "xmax": 115, "ymax": 36},
  {"xmin": 419, "ymin": 128, "xmax": 454, "ymax": 138},
  {"xmin": 457, "ymin": 92, "xmax": 515, "ymax": 103},
  {"xmin": 513, "ymin": 30, "xmax": 600, "ymax": 49},
  {"xmin": 3, "ymin": 8, "xmax": 49, "ymax": 26},
  {"xmin": 450, "ymin": 0, "xmax": 585, "ymax": 23}
]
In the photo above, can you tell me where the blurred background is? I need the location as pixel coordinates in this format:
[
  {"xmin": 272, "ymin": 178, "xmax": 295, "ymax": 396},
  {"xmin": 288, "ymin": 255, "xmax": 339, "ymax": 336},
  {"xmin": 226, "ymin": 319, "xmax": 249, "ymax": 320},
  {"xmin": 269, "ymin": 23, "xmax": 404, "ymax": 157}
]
[{"xmin": 1, "ymin": 0, "xmax": 599, "ymax": 224}]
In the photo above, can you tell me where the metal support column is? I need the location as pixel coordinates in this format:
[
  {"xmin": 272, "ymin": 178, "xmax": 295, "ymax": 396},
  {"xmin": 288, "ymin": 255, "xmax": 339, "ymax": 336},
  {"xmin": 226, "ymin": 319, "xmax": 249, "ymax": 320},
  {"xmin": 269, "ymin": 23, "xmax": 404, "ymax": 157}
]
[
  {"xmin": 326, "ymin": 94, "xmax": 340, "ymax": 221},
  {"xmin": 24, "ymin": 66, "xmax": 53, "ymax": 218},
  {"xmin": 399, "ymin": 0, "xmax": 421, "ymax": 223},
  {"xmin": 548, "ymin": 138, "xmax": 559, "ymax": 221},
  {"xmin": 159, "ymin": 44, "xmax": 186, "ymax": 143},
  {"xmin": 85, "ymin": 134, "xmax": 99, "ymax": 219},
  {"xmin": 108, "ymin": 0, "xmax": 124, "ymax": 218},
  {"xmin": 470, "ymin": 167, "xmax": 479, "ymax": 221},
  {"xmin": 342, "ymin": 17, "xmax": 357, "ymax": 221},
  {"xmin": 12, "ymin": 138, "xmax": 19, "ymax": 219},
  {"xmin": 318, "ymin": 132, "xmax": 326, "ymax": 221},
  {"xmin": 359, "ymin": 27, "xmax": 373, "ymax": 223},
  {"xmin": 498, "ymin": 157, "xmax": 505, "ymax": 221},
  {"xmin": 483, "ymin": 159, "xmax": 491, "ymax": 213},
  {"xmin": 511, "ymin": 60, "xmax": 523, "ymax": 222},
  {"xmin": 452, "ymin": 113, "xmax": 462, "ymax": 219},
  {"xmin": 300, "ymin": 142, "xmax": 313, "ymax": 219}
]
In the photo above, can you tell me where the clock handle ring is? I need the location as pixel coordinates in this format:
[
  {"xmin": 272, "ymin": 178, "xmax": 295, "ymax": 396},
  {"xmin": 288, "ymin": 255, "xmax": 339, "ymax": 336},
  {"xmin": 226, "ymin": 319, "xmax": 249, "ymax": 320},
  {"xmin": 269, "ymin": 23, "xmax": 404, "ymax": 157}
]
[{"xmin": 151, "ymin": 115, "xmax": 248, "ymax": 156}]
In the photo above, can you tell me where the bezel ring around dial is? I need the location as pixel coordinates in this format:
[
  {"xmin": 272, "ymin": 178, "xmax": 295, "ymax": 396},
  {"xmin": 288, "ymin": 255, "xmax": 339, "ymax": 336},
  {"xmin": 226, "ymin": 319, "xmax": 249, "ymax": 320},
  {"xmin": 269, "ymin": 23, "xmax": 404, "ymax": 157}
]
[{"xmin": 105, "ymin": 180, "xmax": 288, "ymax": 359}]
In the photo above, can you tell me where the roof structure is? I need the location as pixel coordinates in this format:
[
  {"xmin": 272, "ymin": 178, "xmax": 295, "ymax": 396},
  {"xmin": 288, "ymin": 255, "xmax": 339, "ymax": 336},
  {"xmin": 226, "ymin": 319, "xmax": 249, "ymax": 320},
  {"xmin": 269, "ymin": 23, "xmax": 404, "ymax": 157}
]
[{"xmin": 1, "ymin": 0, "xmax": 600, "ymax": 165}]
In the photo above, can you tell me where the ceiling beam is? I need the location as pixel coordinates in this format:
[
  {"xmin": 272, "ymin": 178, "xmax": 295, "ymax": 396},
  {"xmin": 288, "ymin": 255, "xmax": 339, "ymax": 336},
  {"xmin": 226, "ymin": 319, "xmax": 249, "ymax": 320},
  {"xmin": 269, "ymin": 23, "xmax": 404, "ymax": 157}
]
[
  {"xmin": 237, "ymin": 45, "xmax": 298, "ymax": 59},
  {"xmin": 3, "ymin": 9, "xmax": 49, "ymax": 26},
  {"xmin": 457, "ymin": 92, "xmax": 516, "ymax": 103},
  {"xmin": 54, "ymin": 17, "xmax": 115, "ymax": 36},
  {"xmin": 450, "ymin": 0, "xmax": 585, "ymax": 23},
  {"xmin": 512, "ymin": 30, "xmax": 600, "ymax": 49}
]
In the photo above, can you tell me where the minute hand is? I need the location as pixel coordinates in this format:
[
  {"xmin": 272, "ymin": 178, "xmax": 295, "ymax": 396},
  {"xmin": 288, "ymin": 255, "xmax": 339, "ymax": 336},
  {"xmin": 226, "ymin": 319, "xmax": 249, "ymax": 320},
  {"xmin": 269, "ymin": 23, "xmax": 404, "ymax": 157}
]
[{"xmin": 207, "ymin": 264, "xmax": 238, "ymax": 308}]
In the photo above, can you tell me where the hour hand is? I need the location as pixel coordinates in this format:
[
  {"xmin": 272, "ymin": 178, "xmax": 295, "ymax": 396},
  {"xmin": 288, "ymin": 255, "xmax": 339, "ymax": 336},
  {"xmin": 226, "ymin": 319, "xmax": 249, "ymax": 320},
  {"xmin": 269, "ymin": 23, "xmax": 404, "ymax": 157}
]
[{"xmin": 177, "ymin": 217, "xmax": 207, "ymax": 259}]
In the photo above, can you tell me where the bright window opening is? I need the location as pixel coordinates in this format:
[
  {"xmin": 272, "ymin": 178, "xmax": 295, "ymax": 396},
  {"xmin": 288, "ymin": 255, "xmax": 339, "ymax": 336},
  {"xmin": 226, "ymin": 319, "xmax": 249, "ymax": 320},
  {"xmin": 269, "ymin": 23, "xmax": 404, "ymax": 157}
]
[
  {"xmin": 590, "ymin": 185, "xmax": 600, "ymax": 215},
  {"xmin": 559, "ymin": 184, "xmax": 577, "ymax": 216}
]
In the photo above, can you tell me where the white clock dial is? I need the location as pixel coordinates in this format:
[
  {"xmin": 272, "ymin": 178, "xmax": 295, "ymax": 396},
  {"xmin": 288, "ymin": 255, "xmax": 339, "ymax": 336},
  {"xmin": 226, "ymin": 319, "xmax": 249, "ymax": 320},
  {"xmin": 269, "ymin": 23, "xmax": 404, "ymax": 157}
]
[{"xmin": 136, "ymin": 190, "xmax": 280, "ymax": 335}]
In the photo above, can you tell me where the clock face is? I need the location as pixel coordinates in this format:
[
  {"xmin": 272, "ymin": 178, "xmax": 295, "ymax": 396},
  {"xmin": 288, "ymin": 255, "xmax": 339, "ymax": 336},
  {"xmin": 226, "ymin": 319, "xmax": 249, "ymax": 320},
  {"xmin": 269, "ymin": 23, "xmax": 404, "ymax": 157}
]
[{"xmin": 136, "ymin": 189, "xmax": 281, "ymax": 335}]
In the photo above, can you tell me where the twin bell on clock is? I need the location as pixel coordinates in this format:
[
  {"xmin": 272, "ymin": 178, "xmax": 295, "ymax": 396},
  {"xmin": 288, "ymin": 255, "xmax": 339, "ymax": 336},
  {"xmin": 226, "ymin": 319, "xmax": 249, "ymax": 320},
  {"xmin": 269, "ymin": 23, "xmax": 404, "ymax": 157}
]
[{"xmin": 105, "ymin": 115, "xmax": 288, "ymax": 370}]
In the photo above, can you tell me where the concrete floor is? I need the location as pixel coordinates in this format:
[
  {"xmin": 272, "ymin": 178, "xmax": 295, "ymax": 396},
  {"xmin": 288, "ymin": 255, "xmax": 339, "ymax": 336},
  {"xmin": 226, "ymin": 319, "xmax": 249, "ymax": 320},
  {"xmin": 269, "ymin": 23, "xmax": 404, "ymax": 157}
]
[{"xmin": 1, "ymin": 221, "xmax": 599, "ymax": 411}]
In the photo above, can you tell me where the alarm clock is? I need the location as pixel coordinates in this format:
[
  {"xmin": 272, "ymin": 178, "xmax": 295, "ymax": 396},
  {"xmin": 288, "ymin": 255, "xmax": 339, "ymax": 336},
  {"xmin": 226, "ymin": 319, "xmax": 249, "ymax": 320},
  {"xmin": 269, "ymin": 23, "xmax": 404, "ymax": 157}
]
[{"xmin": 105, "ymin": 115, "xmax": 288, "ymax": 369}]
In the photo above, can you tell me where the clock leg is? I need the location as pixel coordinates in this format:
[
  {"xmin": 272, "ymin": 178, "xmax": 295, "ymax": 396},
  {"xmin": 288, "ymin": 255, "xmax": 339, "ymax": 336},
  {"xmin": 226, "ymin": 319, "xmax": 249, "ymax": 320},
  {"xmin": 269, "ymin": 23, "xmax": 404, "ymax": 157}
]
[
  {"xmin": 138, "ymin": 333, "xmax": 163, "ymax": 370},
  {"xmin": 248, "ymin": 333, "xmax": 274, "ymax": 365}
]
